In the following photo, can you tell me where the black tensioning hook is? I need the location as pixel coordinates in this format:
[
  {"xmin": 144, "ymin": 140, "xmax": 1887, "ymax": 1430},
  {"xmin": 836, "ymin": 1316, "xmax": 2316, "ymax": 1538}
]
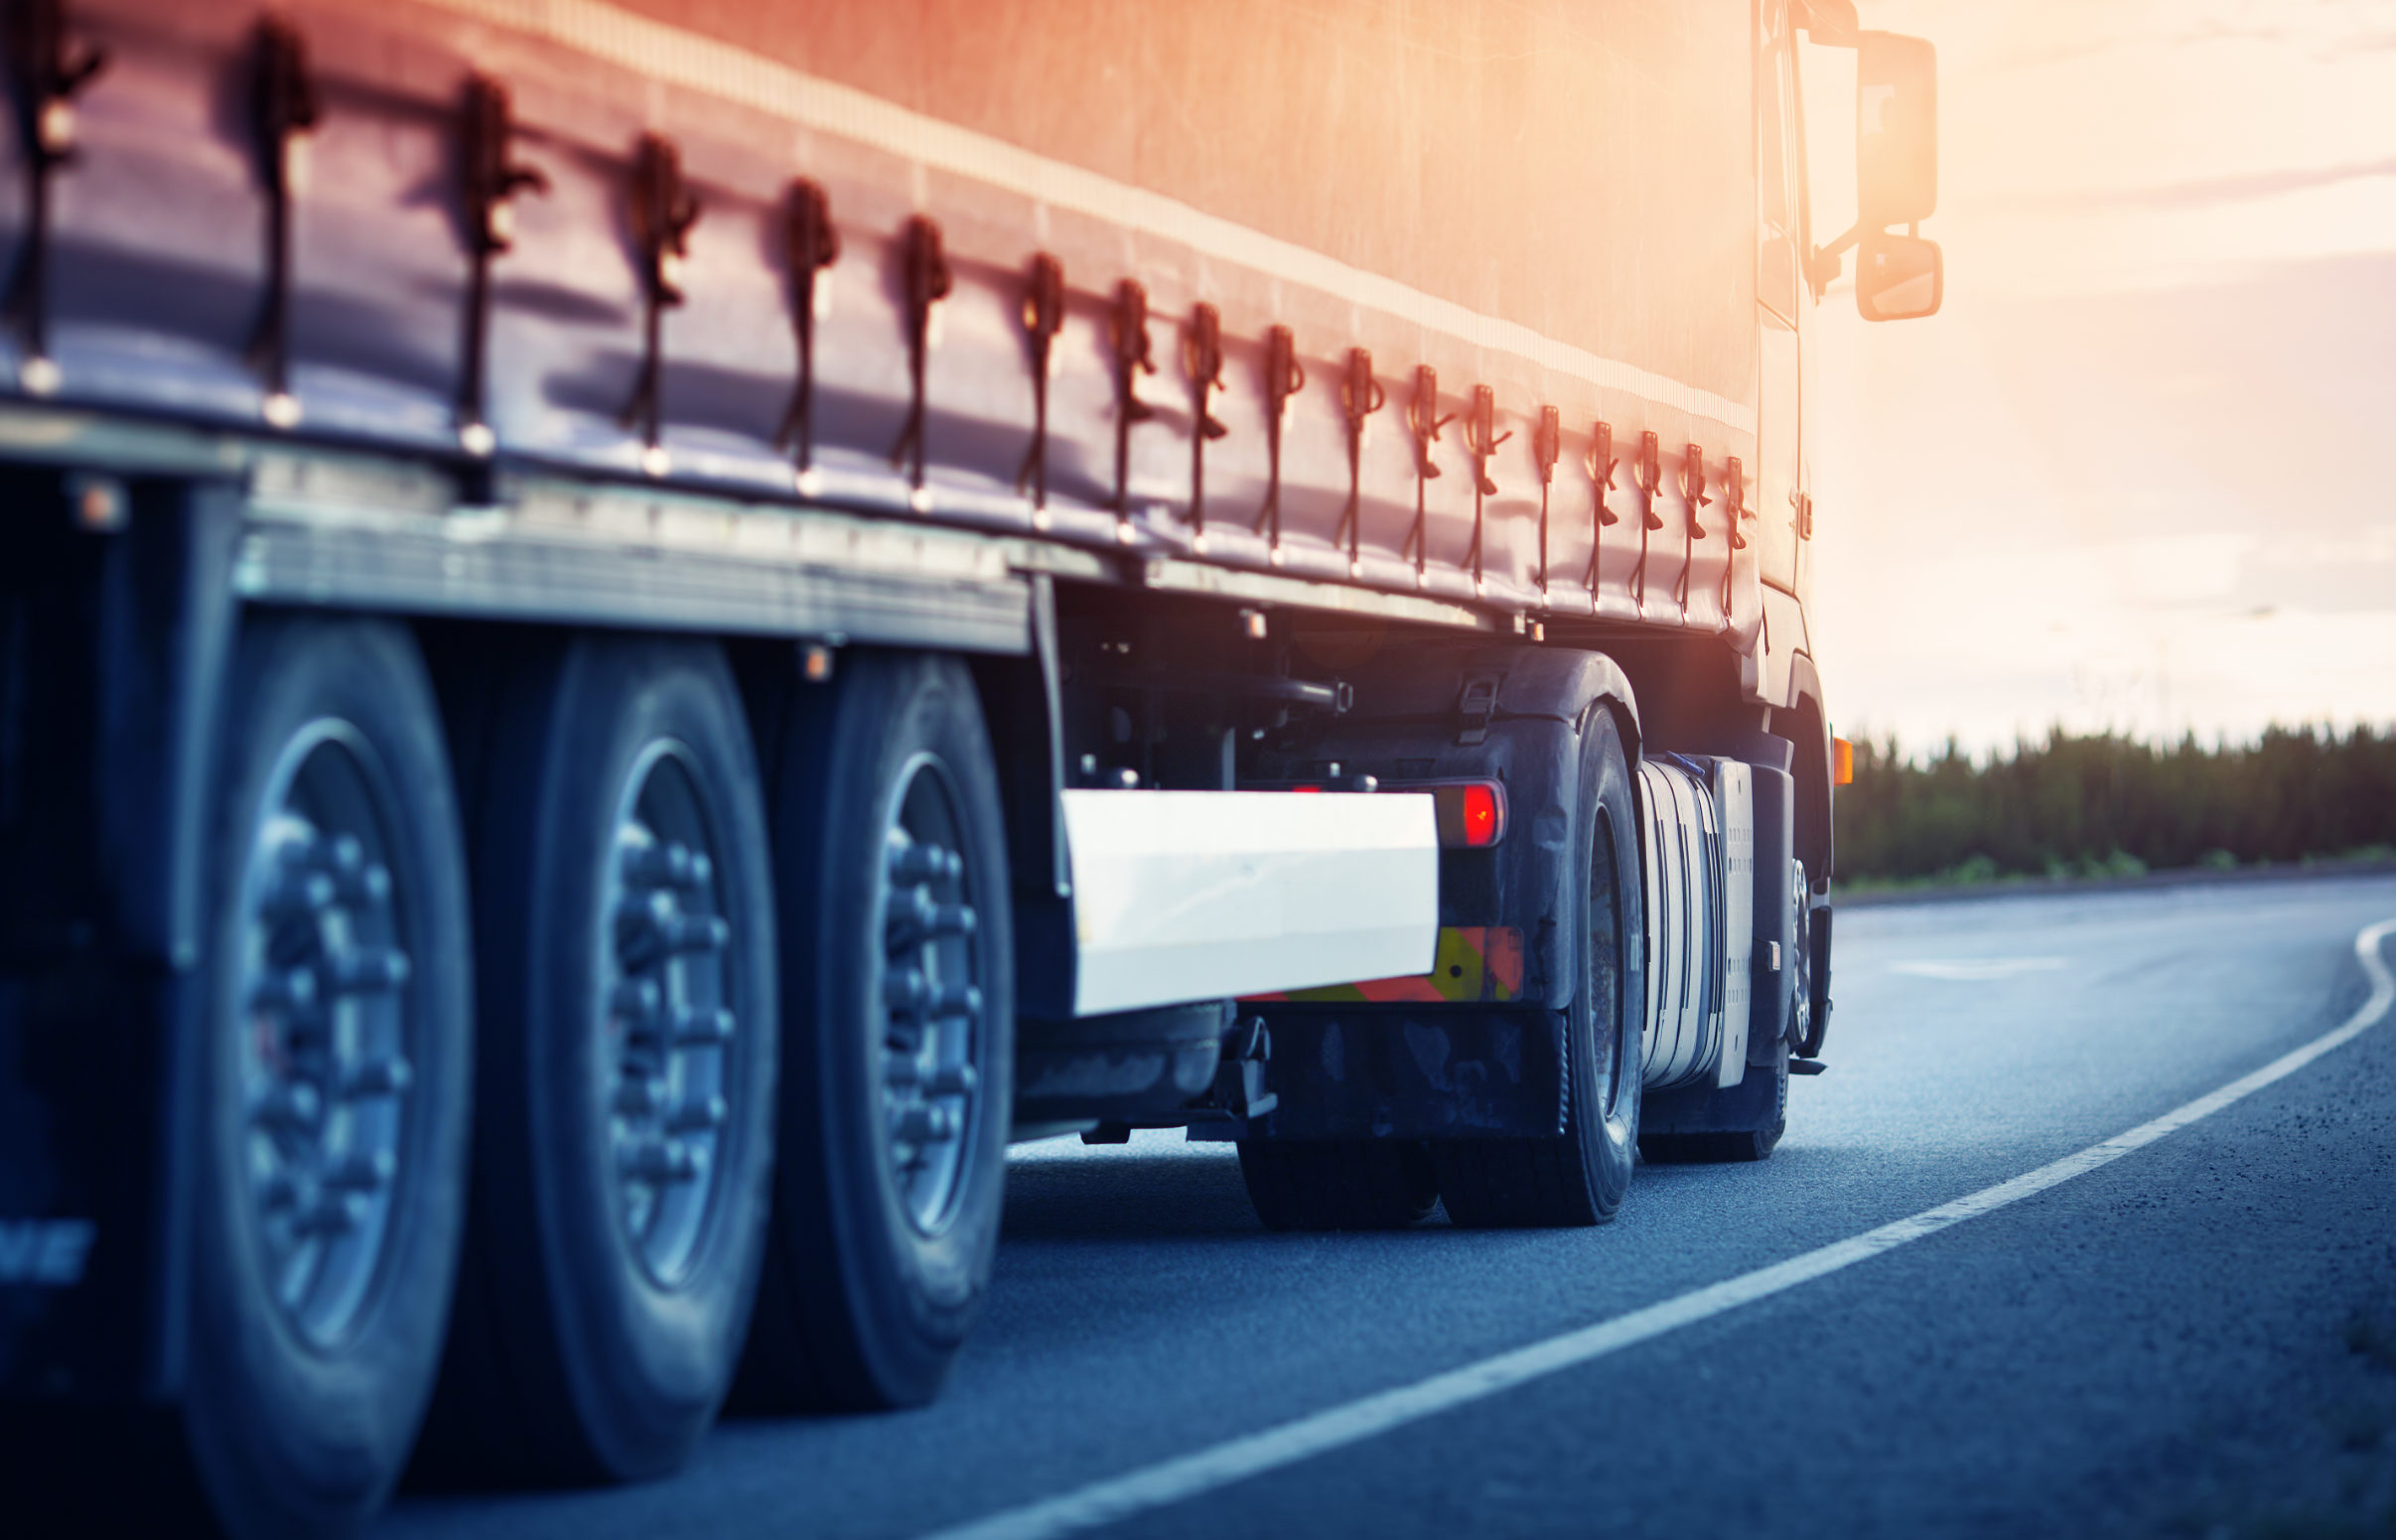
[
  {"xmin": 1584, "ymin": 419, "xmax": 1619, "ymax": 594},
  {"xmin": 458, "ymin": 74, "xmax": 548, "ymax": 452},
  {"xmin": 889, "ymin": 215, "xmax": 950, "ymax": 494},
  {"xmin": 1252, "ymin": 324, "xmax": 1306, "ymax": 561},
  {"xmin": 777, "ymin": 179, "xmax": 841, "ymax": 478},
  {"xmin": 621, "ymin": 133, "xmax": 701, "ymax": 467},
  {"xmin": 1336, "ymin": 348, "xmax": 1385, "ymax": 576},
  {"xmin": 4, "ymin": 0, "xmax": 105, "ymax": 392},
  {"xmin": 1404, "ymin": 364, "xmax": 1452, "ymax": 587},
  {"xmin": 1111, "ymin": 278, "xmax": 1157, "ymax": 535},
  {"xmin": 1014, "ymin": 251, "xmax": 1065, "ymax": 511},
  {"xmin": 1184, "ymin": 302, "xmax": 1228, "ymax": 543}
]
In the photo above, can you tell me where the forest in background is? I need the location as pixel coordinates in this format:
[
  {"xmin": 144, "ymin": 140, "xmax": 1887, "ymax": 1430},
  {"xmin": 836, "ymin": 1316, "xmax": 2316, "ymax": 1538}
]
[{"xmin": 1831, "ymin": 726, "xmax": 2396, "ymax": 889}]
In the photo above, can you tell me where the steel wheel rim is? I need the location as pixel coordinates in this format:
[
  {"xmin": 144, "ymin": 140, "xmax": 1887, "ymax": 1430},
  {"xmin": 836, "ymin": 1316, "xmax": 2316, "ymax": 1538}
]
[
  {"xmin": 1589, "ymin": 802, "xmax": 1626, "ymax": 1117},
  {"xmin": 877, "ymin": 752, "xmax": 984, "ymax": 1236},
  {"xmin": 237, "ymin": 719, "xmax": 416, "ymax": 1349},
  {"xmin": 1788, "ymin": 860, "xmax": 1812, "ymax": 1054},
  {"xmin": 603, "ymin": 740, "xmax": 737, "ymax": 1287}
]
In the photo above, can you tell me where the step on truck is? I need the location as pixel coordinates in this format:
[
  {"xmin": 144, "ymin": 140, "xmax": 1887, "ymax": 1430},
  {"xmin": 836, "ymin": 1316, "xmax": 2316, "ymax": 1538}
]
[{"xmin": 0, "ymin": 0, "xmax": 1938, "ymax": 1532}]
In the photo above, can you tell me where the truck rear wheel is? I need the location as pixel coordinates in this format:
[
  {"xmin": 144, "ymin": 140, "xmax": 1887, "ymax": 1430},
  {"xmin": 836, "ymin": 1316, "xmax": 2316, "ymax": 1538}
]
[
  {"xmin": 430, "ymin": 634, "xmax": 776, "ymax": 1482},
  {"xmin": 1237, "ymin": 1140, "xmax": 1440, "ymax": 1231},
  {"xmin": 1432, "ymin": 709, "xmax": 1644, "ymax": 1226},
  {"xmin": 185, "ymin": 614, "xmax": 472, "ymax": 1538},
  {"xmin": 736, "ymin": 650, "xmax": 1014, "ymax": 1411}
]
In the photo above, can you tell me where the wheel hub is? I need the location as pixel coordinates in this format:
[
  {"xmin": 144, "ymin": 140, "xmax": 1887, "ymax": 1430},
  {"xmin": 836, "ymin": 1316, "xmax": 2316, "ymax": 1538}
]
[
  {"xmin": 604, "ymin": 745, "xmax": 736, "ymax": 1286},
  {"xmin": 878, "ymin": 758, "xmax": 983, "ymax": 1234},
  {"xmin": 239, "ymin": 726, "xmax": 413, "ymax": 1348}
]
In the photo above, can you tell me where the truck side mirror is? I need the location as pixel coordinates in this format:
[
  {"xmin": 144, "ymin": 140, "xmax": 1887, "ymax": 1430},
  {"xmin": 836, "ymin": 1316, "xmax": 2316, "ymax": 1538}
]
[
  {"xmin": 1856, "ymin": 233, "xmax": 1942, "ymax": 322},
  {"xmin": 1857, "ymin": 32, "xmax": 1937, "ymax": 229}
]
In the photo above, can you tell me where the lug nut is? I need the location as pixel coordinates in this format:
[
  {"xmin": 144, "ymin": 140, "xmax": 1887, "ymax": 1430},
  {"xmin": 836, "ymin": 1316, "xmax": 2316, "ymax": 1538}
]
[
  {"xmin": 324, "ymin": 1151, "xmax": 395, "ymax": 1190},
  {"xmin": 252, "ymin": 966, "xmax": 320, "ymax": 1015},
  {"xmin": 888, "ymin": 841, "xmax": 963, "ymax": 888},
  {"xmin": 612, "ymin": 977, "xmax": 662, "ymax": 1021},
  {"xmin": 264, "ymin": 870, "xmax": 337, "ymax": 922},
  {"xmin": 670, "ymin": 1006, "xmax": 735, "ymax": 1047},
  {"xmin": 623, "ymin": 839, "xmax": 714, "ymax": 892},
  {"xmin": 340, "ymin": 1054, "xmax": 414, "ymax": 1100},
  {"xmin": 893, "ymin": 1104, "xmax": 960, "ymax": 1145},
  {"xmin": 296, "ymin": 1191, "xmax": 368, "ymax": 1236},
  {"xmin": 327, "ymin": 945, "xmax": 411, "ymax": 994},
  {"xmin": 620, "ymin": 1139, "xmax": 706, "ymax": 1185},
  {"xmin": 254, "ymin": 1080, "xmax": 323, "ymax": 1130},
  {"xmin": 888, "ymin": 888, "xmax": 975, "ymax": 950}
]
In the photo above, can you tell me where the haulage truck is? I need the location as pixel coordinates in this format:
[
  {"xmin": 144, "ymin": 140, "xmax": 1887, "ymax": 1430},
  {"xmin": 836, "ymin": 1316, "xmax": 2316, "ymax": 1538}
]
[{"xmin": 0, "ymin": 0, "xmax": 1941, "ymax": 1533}]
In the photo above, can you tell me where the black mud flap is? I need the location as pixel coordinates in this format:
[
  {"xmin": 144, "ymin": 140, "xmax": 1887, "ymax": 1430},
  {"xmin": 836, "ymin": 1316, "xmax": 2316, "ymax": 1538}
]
[
  {"xmin": 1641, "ymin": 1043, "xmax": 1787, "ymax": 1137},
  {"xmin": 1249, "ymin": 1006, "xmax": 1566, "ymax": 1141}
]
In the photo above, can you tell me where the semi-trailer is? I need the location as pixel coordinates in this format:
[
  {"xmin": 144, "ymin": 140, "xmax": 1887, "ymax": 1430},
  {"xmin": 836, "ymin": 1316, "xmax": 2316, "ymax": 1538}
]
[{"xmin": 0, "ymin": 0, "xmax": 1940, "ymax": 1533}]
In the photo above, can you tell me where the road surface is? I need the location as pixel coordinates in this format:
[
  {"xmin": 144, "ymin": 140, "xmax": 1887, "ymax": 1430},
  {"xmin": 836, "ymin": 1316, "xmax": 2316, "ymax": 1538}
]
[{"xmin": 389, "ymin": 874, "xmax": 2396, "ymax": 1539}]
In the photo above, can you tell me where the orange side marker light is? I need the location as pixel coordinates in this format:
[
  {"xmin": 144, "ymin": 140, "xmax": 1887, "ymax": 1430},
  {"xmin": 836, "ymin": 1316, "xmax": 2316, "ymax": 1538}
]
[{"xmin": 1832, "ymin": 736, "xmax": 1854, "ymax": 786}]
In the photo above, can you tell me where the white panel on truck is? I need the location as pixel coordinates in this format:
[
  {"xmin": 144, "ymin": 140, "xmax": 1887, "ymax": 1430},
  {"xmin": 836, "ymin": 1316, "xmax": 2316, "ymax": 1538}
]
[{"xmin": 1061, "ymin": 790, "xmax": 1438, "ymax": 1018}]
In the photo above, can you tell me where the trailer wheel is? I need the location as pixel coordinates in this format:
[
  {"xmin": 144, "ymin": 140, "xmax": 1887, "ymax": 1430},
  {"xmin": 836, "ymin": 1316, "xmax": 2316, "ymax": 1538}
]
[
  {"xmin": 184, "ymin": 615, "xmax": 472, "ymax": 1538},
  {"xmin": 736, "ymin": 651, "xmax": 1014, "ymax": 1411},
  {"xmin": 1432, "ymin": 708, "xmax": 1644, "ymax": 1226},
  {"xmin": 429, "ymin": 635, "xmax": 776, "ymax": 1482},
  {"xmin": 1237, "ymin": 1140, "xmax": 1440, "ymax": 1231}
]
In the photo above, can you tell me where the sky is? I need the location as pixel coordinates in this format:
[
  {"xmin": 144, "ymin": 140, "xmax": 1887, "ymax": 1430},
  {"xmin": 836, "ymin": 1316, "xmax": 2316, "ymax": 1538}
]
[{"xmin": 1801, "ymin": 0, "xmax": 2396, "ymax": 755}]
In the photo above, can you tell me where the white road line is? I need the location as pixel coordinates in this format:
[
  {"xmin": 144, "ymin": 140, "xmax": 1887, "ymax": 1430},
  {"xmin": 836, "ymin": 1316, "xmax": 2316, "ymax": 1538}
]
[
  {"xmin": 922, "ymin": 918, "xmax": 2396, "ymax": 1540},
  {"xmin": 1889, "ymin": 956, "xmax": 2069, "ymax": 981}
]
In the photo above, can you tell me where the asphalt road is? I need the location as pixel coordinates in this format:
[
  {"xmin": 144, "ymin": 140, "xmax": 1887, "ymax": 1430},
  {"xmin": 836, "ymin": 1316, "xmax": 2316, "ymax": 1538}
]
[{"xmin": 389, "ymin": 874, "xmax": 2396, "ymax": 1540}]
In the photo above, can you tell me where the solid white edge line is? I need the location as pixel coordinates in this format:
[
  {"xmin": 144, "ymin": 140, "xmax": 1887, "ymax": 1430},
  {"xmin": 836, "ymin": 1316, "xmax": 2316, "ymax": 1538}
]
[{"xmin": 920, "ymin": 917, "xmax": 2396, "ymax": 1540}]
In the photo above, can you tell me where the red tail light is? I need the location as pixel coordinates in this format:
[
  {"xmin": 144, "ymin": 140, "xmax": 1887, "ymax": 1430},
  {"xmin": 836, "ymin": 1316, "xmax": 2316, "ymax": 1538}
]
[
  {"xmin": 1428, "ymin": 780, "xmax": 1506, "ymax": 847},
  {"xmin": 1460, "ymin": 783, "xmax": 1499, "ymax": 845}
]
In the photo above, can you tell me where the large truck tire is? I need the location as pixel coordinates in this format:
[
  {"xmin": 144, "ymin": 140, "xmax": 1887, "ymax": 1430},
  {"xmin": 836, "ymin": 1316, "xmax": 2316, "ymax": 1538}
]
[
  {"xmin": 1432, "ymin": 708, "xmax": 1644, "ymax": 1226},
  {"xmin": 427, "ymin": 635, "xmax": 777, "ymax": 1483},
  {"xmin": 185, "ymin": 614, "xmax": 473, "ymax": 1537},
  {"xmin": 1237, "ymin": 1140, "xmax": 1440, "ymax": 1231},
  {"xmin": 736, "ymin": 650, "xmax": 1014, "ymax": 1412}
]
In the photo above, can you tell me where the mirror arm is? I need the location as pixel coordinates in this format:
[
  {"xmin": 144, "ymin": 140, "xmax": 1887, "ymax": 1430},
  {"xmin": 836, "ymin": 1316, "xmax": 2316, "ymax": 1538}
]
[
  {"xmin": 1808, "ymin": 224, "xmax": 1860, "ymax": 298},
  {"xmin": 1794, "ymin": 0, "xmax": 1862, "ymax": 46}
]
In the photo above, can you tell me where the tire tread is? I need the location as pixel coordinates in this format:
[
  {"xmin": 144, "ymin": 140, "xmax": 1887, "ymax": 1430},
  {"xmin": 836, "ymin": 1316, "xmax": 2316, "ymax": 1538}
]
[{"xmin": 1238, "ymin": 1141, "xmax": 1438, "ymax": 1231}]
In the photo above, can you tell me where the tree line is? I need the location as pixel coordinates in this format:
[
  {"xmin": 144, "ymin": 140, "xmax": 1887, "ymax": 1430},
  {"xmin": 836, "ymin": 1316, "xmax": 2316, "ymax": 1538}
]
[{"xmin": 1832, "ymin": 726, "xmax": 2396, "ymax": 886}]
